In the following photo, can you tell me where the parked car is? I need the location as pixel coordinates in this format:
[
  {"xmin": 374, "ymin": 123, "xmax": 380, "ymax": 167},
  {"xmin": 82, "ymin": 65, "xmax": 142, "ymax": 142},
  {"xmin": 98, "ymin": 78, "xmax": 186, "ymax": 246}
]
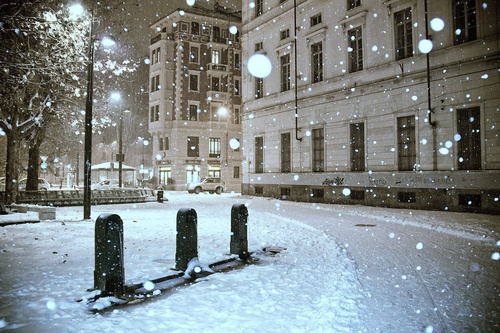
[
  {"xmin": 91, "ymin": 179, "xmax": 120, "ymax": 190},
  {"xmin": 186, "ymin": 178, "xmax": 226, "ymax": 194},
  {"xmin": 18, "ymin": 178, "xmax": 51, "ymax": 191}
]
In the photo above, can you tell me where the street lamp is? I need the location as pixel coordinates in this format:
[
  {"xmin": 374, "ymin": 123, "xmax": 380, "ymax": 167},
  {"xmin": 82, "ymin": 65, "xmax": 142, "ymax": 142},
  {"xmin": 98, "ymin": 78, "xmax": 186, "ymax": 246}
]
[
  {"xmin": 118, "ymin": 107, "xmax": 131, "ymax": 188},
  {"xmin": 112, "ymin": 92, "xmax": 130, "ymax": 188},
  {"xmin": 217, "ymin": 106, "xmax": 230, "ymax": 171},
  {"xmin": 140, "ymin": 138, "xmax": 150, "ymax": 187},
  {"xmin": 82, "ymin": 10, "xmax": 94, "ymax": 220},
  {"xmin": 71, "ymin": 4, "xmax": 116, "ymax": 219}
]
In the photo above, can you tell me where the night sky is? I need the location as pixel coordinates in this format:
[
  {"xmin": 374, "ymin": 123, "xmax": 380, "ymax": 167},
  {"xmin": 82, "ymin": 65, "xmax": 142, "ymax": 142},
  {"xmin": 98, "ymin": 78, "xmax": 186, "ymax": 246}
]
[{"xmin": 98, "ymin": 0, "xmax": 241, "ymax": 64}]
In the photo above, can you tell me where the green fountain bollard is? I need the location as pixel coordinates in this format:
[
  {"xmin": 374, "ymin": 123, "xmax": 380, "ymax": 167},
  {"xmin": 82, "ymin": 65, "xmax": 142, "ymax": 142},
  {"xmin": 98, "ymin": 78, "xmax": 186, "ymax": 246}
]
[
  {"xmin": 230, "ymin": 203, "xmax": 249, "ymax": 259},
  {"xmin": 175, "ymin": 208, "xmax": 198, "ymax": 271},
  {"xmin": 94, "ymin": 213, "xmax": 125, "ymax": 295}
]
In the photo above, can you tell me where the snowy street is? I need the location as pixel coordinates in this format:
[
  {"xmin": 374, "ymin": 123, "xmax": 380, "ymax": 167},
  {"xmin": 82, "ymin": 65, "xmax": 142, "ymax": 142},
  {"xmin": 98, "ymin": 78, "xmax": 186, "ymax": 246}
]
[
  {"xmin": 248, "ymin": 196, "xmax": 500, "ymax": 332},
  {"xmin": 0, "ymin": 192, "xmax": 499, "ymax": 332}
]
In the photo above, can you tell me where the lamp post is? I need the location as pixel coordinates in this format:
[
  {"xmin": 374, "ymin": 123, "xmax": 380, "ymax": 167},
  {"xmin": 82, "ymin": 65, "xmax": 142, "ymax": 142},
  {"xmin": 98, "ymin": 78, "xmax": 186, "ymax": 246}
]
[
  {"xmin": 71, "ymin": 4, "xmax": 116, "ymax": 219},
  {"xmin": 83, "ymin": 9, "xmax": 95, "ymax": 220},
  {"xmin": 118, "ymin": 107, "xmax": 124, "ymax": 188},
  {"xmin": 118, "ymin": 107, "xmax": 131, "ymax": 188},
  {"xmin": 140, "ymin": 138, "xmax": 149, "ymax": 187},
  {"xmin": 217, "ymin": 106, "xmax": 230, "ymax": 180},
  {"xmin": 111, "ymin": 92, "xmax": 129, "ymax": 188}
]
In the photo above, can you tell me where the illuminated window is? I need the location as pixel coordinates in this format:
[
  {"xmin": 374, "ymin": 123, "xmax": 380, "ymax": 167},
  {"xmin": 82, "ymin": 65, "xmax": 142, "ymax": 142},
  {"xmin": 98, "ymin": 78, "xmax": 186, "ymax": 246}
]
[{"xmin": 209, "ymin": 138, "xmax": 221, "ymax": 158}]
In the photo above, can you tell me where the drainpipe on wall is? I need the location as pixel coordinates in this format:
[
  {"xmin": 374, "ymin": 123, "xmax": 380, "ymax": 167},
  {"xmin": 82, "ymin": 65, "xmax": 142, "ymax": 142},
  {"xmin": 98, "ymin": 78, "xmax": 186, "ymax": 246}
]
[
  {"xmin": 424, "ymin": 0, "xmax": 438, "ymax": 171},
  {"xmin": 294, "ymin": 0, "xmax": 302, "ymax": 142}
]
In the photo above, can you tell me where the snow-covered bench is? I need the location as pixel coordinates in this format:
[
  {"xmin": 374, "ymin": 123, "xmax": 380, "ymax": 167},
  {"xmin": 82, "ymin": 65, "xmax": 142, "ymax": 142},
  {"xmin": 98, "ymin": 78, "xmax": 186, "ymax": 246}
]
[{"xmin": 11, "ymin": 204, "xmax": 56, "ymax": 220}]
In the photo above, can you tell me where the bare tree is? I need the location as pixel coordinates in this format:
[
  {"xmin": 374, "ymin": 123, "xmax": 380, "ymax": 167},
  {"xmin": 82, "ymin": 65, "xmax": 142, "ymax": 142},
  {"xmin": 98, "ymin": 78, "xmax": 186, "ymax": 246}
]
[
  {"xmin": 0, "ymin": 0, "xmax": 90, "ymax": 203},
  {"xmin": 0, "ymin": 0, "xmax": 137, "ymax": 203}
]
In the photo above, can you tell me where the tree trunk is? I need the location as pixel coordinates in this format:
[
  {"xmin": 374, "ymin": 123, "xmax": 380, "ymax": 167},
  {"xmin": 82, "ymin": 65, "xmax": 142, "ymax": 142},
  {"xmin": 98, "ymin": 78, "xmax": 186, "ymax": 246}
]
[
  {"xmin": 27, "ymin": 140, "xmax": 41, "ymax": 191},
  {"xmin": 27, "ymin": 121, "xmax": 47, "ymax": 191},
  {"xmin": 5, "ymin": 133, "xmax": 21, "ymax": 205}
]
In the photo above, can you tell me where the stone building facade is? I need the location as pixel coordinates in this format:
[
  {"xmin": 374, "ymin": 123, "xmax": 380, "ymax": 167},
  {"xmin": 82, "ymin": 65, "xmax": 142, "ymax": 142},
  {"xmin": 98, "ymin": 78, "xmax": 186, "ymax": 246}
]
[
  {"xmin": 148, "ymin": 5, "xmax": 243, "ymax": 191},
  {"xmin": 240, "ymin": 0, "xmax": 500, "ymax": 213}
]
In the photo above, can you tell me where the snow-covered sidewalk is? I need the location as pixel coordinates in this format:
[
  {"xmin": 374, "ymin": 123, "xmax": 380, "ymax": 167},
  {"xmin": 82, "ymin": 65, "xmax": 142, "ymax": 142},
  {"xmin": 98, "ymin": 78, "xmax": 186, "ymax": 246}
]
[{"xmin": 0, "ymin": 192, "xmax": 499, "ymax": 332}]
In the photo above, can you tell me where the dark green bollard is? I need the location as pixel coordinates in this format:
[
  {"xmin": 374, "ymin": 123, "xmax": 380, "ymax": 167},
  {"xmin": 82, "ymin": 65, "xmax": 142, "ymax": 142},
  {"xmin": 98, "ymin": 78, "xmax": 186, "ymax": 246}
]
[
  {"xmin": 94, "ymin": 213, "xmax": 125, "ymax": 295},
  {"xmin": 230, "ymin": 203, "xmax": 249, "ymax": 259},
  {"xmin": 175, "ymin": 208, "xmax": 198, "ymax": 271}
]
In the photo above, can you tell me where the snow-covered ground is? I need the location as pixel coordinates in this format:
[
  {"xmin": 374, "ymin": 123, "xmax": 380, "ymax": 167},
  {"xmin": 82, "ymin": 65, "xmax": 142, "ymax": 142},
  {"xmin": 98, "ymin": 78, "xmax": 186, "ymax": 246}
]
[{"xmin": 0, "ymin": 192, "xmax": 499, "ymax": 333}]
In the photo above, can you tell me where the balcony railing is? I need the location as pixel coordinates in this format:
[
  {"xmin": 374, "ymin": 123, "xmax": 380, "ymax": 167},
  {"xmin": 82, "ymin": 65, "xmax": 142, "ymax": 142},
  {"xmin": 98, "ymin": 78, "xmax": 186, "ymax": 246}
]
[
  {"xmin": 207, "ymin": 63, "xmax": 228, "ymax": 72},
  {"xmin": 206, "ymin": 91, "xmax": 229, "ymax": 100}
]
